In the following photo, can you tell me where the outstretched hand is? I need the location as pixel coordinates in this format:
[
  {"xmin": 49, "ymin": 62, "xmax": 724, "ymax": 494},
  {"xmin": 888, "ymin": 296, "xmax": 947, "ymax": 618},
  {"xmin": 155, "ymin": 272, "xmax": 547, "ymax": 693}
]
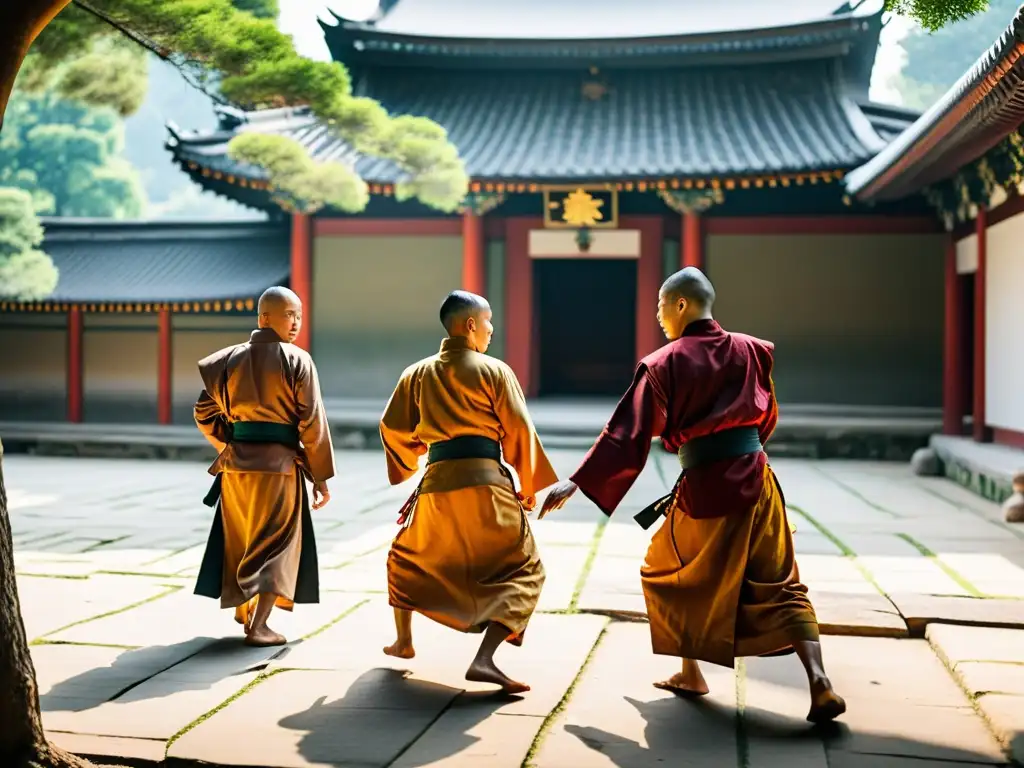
[
  {"xmin": 312, "ymin": 481, "xmax": 331, "ymax": 510},
  {"xmin": 538, "ymin": 480, "xmax": 578, "ymax": 519}
]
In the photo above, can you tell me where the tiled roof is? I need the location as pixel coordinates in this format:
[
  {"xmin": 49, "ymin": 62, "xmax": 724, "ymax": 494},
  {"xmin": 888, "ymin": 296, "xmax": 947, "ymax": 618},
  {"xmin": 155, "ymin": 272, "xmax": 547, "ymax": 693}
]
[
  {"xmin": 845, "ymin": 4, "xmax": 1024, "ymax": 201},
  {"xmin": 169, "ymin": 59, "xmax": 898, "ymax": 186},
  {"xmin": 37, "ymin": 219, "xmax": 288, "ymax": 303},
  {"xmin": 332, "ymin": 0, "xmax": 875, "ymax": 42}
]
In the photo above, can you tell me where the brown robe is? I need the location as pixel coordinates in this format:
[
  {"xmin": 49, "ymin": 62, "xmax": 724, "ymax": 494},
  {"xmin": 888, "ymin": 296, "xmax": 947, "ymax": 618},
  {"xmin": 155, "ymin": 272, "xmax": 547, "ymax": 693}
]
[
  {"xmin": 571, "ymin": 319, "xmax": 818, "ymax": 668},
  {"xmin": 381, "ymin": 336, "xmax": 558, "ymax": 644},
  {"xmin": 193, "ymin": 328, "xmax": 335, "ymax": 624}
]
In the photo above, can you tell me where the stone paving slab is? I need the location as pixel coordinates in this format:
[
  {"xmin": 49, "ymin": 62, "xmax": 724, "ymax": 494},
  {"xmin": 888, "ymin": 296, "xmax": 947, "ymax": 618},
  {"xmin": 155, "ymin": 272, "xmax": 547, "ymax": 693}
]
[
  {"xmin": 574, "ymin": 554, "xmax": 646, "ymax": 616},
  {"xmin": 17, "ymin": 573, "xmax": 172, "ymax": 641},
  {"xmin": 533, "ymin": 622, "xmax": 739, "ymax": 768},
  {"xmin": 820, "ymin": 635, "xmax": 1006, "ymax": 764},
  {"xmin": 812, "ymin": 591, "xmax": 907, "ymax": 637},
  {"xmin": 46, "ymin": 731, "xmax": 167, "ymax": 764},
  {"xmin": 45, "ymin": 588, "xmax": 366, "ymax": 647},
  {"xmin": 797, "ymin": 555, "xmax": 879, "ymax": 595},
  {"xmin": 536, "ymin": 545, "xmax": 590, "ymax": 612},
  {"xmin": 927, "ymin": 624, "xmax": 1024, "ymax": 764},
  {"xmin": 891, "ymin": 594, "xmax": 1024, "ymax": 635},
  {"xmin": 40, "ymin": 638, "xmax": 285, "ymax": 743}
]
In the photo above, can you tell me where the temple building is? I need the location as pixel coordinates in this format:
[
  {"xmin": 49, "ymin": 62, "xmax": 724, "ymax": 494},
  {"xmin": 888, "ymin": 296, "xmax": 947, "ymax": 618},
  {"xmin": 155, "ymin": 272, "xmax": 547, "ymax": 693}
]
[
  {"xmin": 1, "ymin": 0, "xmax": 949, "ymax": 426},
  {"xmin": 845, "ymin": 2, "xmax": 1024, "ymax": 451}
]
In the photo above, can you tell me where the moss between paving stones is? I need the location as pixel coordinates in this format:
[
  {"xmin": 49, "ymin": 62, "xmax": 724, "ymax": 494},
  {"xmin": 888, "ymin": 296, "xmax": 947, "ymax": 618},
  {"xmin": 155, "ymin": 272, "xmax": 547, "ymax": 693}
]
[
  {"xmin": 896, "ymin": 533, "xmax": 984, "ymax": 597},
  {"xmin": 926, "ymin": 634, "xmax": 1022, "ymax": 765},
  {"xmin": 785, "ymin": 504, "xmax": 887, "ymax": 597},
  {"xmin": 164, "ymin": 667, "xmax": 291, "ymax": 754},
  {"xmin": 809, "ymin": 465, "xmax": 900, "ymax": 518},
  {"xmin": 734, "ymin": 657, "xmax": 749, "ymax": 768},
  {"xmin": 30, "ymin": 586, "xmax": 182, "ymax": 645},
  {"xmin": 522, "ymin": 622, "xmax": 610, "ymax": 768},
  {"xmin": 565, "ymin": 516, "xmax": 610, "ymax": 615}
]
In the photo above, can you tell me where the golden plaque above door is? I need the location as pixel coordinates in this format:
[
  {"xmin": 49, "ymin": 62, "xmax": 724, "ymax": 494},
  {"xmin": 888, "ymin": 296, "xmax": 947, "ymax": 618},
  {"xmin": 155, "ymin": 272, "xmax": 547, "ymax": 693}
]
[{"xmin": 543, "ymin": 186, "xmax": 619, "ymax": 229}]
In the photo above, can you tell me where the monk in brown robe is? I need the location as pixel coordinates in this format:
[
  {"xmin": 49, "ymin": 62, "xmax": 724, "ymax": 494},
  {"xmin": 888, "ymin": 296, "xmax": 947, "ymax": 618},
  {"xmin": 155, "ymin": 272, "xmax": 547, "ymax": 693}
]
[
  {"xmin": 380, "ymin": 290, "xmax": 557, "ymax": 693},
  {"xmin": 540, "ymin": 268, "xmax": 846, "ymax": 724},
  {"xmin": 193, "ymin": 286, "xmax": 335, "ymax": 647}
]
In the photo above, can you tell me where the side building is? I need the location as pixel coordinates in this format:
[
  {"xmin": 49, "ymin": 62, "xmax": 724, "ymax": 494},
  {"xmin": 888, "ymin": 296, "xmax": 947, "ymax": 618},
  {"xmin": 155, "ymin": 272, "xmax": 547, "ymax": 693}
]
[
  {"xmin": 1, "ymin": 0, "xmax": 948, "ymax": 425},
  {"xmin": 845, "ymin": 1, "xmax": 1024, "ymax": 454}
]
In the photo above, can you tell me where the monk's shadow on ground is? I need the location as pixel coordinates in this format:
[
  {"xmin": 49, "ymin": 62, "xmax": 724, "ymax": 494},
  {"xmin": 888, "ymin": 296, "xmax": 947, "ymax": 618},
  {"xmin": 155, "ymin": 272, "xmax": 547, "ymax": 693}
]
[
  {"xmin": 41, "ymin": 636, "xmax": 277, "ymax": 712},
  {"xmin": 565, "ymin": 695, "xmax": 1007, "ymax": 765},
  {"xmin": 279, "ymin": 667, "xmax": 525, "ymax": 767}
]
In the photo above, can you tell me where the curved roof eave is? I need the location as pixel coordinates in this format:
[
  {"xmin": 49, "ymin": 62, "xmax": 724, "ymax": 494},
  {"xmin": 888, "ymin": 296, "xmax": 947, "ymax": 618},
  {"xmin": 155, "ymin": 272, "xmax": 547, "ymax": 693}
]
[{"xmin": 845, "ymin": 4, "xmax": 1024, "ymax": 201}]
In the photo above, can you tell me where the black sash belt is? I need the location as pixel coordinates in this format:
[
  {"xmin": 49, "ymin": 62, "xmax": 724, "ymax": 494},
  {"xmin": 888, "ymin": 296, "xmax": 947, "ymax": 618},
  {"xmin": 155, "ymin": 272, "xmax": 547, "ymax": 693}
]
[
  {"xmin": 426, "ymin": 435, "xmax": 501, "ymax": 465},
  {"xmin": 633, "ymin": 426, "xmax": 764, "ymax": 530},
  {"xmin": 397, "ymin": 436, "xmax": 502, "ymax": 525},
  {"xmin": 202, "ymin": 421, "xmax": 301, "ymax": 507}
]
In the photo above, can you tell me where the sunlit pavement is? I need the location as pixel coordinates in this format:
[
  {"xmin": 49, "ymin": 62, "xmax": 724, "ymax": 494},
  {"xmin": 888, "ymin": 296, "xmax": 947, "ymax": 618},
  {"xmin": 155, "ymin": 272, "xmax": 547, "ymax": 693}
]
[{"xmin": 8, "ymin": 450, "xmax": 1024, "ymax": 767}]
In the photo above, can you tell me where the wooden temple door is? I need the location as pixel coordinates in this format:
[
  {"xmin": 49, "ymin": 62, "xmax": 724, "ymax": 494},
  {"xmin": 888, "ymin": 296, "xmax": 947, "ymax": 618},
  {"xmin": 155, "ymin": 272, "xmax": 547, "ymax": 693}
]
[{"xmin": 534, "ymin": 258, "xmax": 637, "ymax": 396}]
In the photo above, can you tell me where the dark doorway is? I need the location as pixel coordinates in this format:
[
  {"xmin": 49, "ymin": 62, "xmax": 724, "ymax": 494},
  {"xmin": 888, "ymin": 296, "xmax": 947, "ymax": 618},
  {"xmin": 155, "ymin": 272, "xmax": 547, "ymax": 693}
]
[
  {"xmin": 534, "ymin": 258, "xmax": 637, "ymax": 396},
  {"xmin": 960, "ymin": 272, "xmax": 975, "ymax": 420}
]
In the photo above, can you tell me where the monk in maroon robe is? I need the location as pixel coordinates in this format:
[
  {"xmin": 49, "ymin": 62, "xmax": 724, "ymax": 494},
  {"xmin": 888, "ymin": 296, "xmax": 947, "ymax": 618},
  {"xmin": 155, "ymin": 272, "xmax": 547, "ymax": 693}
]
[{"xmin": 540, "ymin": 267, "xmax": 845, "ymax": 724}]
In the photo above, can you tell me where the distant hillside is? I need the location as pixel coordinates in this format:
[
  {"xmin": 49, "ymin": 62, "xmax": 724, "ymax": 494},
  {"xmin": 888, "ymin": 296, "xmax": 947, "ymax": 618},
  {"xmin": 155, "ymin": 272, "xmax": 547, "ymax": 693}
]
[{"xmin": 121, "ymin": 57, "xmax": 265, "ymax": 221}]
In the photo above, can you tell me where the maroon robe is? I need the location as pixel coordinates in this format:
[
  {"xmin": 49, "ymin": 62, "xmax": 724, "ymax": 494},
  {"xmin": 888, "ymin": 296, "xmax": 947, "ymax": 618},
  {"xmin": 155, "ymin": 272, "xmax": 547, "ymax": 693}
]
[{"xmin": 570, "ymin": 319, "xmax": 817, "ymax": 666}]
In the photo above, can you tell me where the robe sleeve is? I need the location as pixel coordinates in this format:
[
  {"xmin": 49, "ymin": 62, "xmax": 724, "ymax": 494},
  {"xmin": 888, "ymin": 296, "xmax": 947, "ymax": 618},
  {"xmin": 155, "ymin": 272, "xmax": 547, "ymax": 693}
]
[
  {"xmin": 492, "ymin": 365, "xmax": 558, "ymax": 508},
  {"xmin": 570, "ymin": 363, "xmax": 668, "ymax": 516},
  {"xmin": 194, "ymin": 389, "xmax": 230, "ymax": 454},
  {"xmin": 296, "ymin": 358, "xmax": 336, "ymax": 483},
  {"xmin": 759, "ymin": 376, "xmax": 779, "ymax": 445},
  {"xmin": 379, "ymin": 368, "xmax": 426, "ymax": 485}
]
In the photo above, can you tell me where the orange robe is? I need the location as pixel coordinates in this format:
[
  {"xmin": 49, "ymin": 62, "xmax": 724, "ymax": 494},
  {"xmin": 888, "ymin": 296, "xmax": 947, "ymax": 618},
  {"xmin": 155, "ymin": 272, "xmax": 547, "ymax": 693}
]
[
  {"xmin": 380, "ymin": 336, "xmax": 558, "ymax": 644},
  {"xmin": 571, "ymin": 319, "xmax": 818, "ymax": 668},
  {"xmin": 193, "ymin": 328, "xmax": 335, "ymax": 625}
]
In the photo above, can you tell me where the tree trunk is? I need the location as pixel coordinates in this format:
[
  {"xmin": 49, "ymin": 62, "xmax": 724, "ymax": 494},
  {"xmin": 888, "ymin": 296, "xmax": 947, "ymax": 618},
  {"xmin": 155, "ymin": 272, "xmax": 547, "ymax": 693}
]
[
  {"xmin": 0, "ymin": 439, "xmax": 94, "ymax": 768},
  {"xmin": 0, "ymin": 0, "xmax": 73, "ymax": 130}
]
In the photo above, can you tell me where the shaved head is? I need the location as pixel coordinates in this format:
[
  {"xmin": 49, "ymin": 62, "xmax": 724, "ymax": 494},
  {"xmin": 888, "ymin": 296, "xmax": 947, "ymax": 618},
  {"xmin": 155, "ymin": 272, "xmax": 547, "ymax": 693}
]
[
  {"xmin": 439, "ymin": 290, "xmax": 490, "ymax": 334},
  {"xmin": 661, "ymin": 267, "xmax": 715, "ymax": 310},
  {"xmin": 439, "ymin": 290, "xmax": 494, "ymax": 353},
  {"xmin": 258, "ymin": 286, "xmax": 302, "ymax": 343},
  {"xmin": 656, "ymin": 268, "xmax": 715, "ymax": 340},
  {"xmin": 258, "ymin": 286, "xmax": 301, "ymax": 314}
]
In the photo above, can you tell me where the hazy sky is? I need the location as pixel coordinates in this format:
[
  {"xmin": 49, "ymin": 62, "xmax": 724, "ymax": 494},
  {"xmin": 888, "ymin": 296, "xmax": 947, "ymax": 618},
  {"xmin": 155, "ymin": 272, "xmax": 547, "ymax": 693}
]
[{"xmin": 278, "ymin": 0, "xmax": 916, "ymax": 105}]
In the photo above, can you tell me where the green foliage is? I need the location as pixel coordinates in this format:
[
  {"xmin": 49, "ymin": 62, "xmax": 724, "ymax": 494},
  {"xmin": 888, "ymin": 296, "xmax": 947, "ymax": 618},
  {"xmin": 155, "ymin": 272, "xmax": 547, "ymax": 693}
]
[
  {"xmin": 885, "ymin": 0, "xmax": 990, "ymax": 32},
  {"xmin": 0, "ymin": 92, "xmax": 147, "ymax": 218},
  {"xmin": 37, "ymin": 0, "xmax": 469, "ymax": 213},
  {"xmin": 227, "ymin": 133, "xmax": 368, "ymax": 213},
  {"xmin": 923, "ymin": 132, "xmax": 1024, "ymax": 224},
  {"xmin": 230, "ymin": 0, "xmax": 278, "ymax": 19},
  {"xmin": 0, "ymin": 188, "xmax": 58, "ymax": 301},
  {"xmin": 889, "ymin": 0, "xmax": 1019, "ymax": 112}
]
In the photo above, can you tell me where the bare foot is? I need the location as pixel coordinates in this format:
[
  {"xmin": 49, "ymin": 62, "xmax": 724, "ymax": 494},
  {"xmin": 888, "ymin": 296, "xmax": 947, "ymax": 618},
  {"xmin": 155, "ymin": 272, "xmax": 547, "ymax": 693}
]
[
  {"xmin": 383, "ymin": 640, "xmax": 416, "ymax": 659},
  {"xmin": 466, "ymin": 659, "xmax": 530, "ymax": 694},
  {"xmin": 654, "ymin": 670, "xmax": 710, "ymax": 697},
  {"xmin": 807, "ymin": 678, "xmax": 846, "ymax": 724},
  {"xmin": 245, "ymin": 627, "xmax": 287, "ymax": 647}
]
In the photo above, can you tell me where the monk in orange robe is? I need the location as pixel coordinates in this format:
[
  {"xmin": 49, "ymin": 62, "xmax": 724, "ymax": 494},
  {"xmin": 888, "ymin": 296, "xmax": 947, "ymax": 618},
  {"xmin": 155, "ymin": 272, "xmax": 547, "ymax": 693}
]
[
  {"xmin": 193, "ymin": 286, "xmax": 335, "ymax": 647},
  {"xmin": 541, "ymin": 268, "xmax": 845, "ymax": 724},
  {"xmin": 380, "ymin": 290, "xmax": 557, "ymax": 693}
]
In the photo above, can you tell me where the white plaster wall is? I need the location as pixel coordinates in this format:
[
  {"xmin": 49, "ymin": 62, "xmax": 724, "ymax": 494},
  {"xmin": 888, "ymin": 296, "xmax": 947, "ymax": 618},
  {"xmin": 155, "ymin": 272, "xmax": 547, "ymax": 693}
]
[
  {"xmin": 985, "ymin": 211, "xmax": 1024, "ymax": 432},
  {"xmin": 957, "ymin": 233, "xmax": 978, "ymax": 275}
]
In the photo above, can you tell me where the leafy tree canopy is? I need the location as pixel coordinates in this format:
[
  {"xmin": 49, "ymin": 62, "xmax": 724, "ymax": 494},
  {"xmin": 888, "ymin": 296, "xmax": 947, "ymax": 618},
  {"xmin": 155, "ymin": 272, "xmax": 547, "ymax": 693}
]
[
  {"xmin": 0, "ymin": 187, "xmax": 58, "ymax": 300},
  {"xmin": 885, "ymin": 0, "xmax": 991, "ymax": 32},
  {"xmin": 20, "ymin": 0, "xmax": 469, "ymax": 215},
  {"xmin": 890, "ymin": 0, "xmax": 1017, "ymax": 109},
  {"xmin": 1, "ymin": 91, "xmax": 147, "ymax": 218}
]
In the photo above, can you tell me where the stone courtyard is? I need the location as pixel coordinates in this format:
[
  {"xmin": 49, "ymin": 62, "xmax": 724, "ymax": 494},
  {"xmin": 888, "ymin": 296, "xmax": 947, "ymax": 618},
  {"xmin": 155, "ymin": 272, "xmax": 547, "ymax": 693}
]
[{"xmin": 7, "ymin": 448, "xmax": 1024, "ymax": 767}]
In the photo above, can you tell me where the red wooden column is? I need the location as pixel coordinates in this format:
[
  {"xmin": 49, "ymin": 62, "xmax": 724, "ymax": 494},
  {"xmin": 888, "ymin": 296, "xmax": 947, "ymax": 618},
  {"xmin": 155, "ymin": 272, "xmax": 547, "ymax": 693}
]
[
  {"xmin": 157, "ymin": 307, "xmax": 173, "ymax": 425},
  {"xmin": 504, "ymin": 217, "xmax": 535, "ymax": 395},
  {"xmin": 681, "ymin": 211, "xmax": 704, "ymax": 269},
  {"xmin": 631, "ymin": 216, "xmax": 665, "ymax": 359},
  {"xmin": 291, "ymin": 212, "xmax": 312, "ymax": 352},
  {"xmin": 942, "ymin": 233, "xmax": 964, "ymax": 435},
  {"xmin": 67, "ymin": 305, "xmax": 83, "ymax": 423},
  {"xmin": 462, "ymin": 210, "xmax": 486, "ymax": 296},
  {"xmin": 973, "ymin": 207, "xmax": 990, "ymax": 442}
]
